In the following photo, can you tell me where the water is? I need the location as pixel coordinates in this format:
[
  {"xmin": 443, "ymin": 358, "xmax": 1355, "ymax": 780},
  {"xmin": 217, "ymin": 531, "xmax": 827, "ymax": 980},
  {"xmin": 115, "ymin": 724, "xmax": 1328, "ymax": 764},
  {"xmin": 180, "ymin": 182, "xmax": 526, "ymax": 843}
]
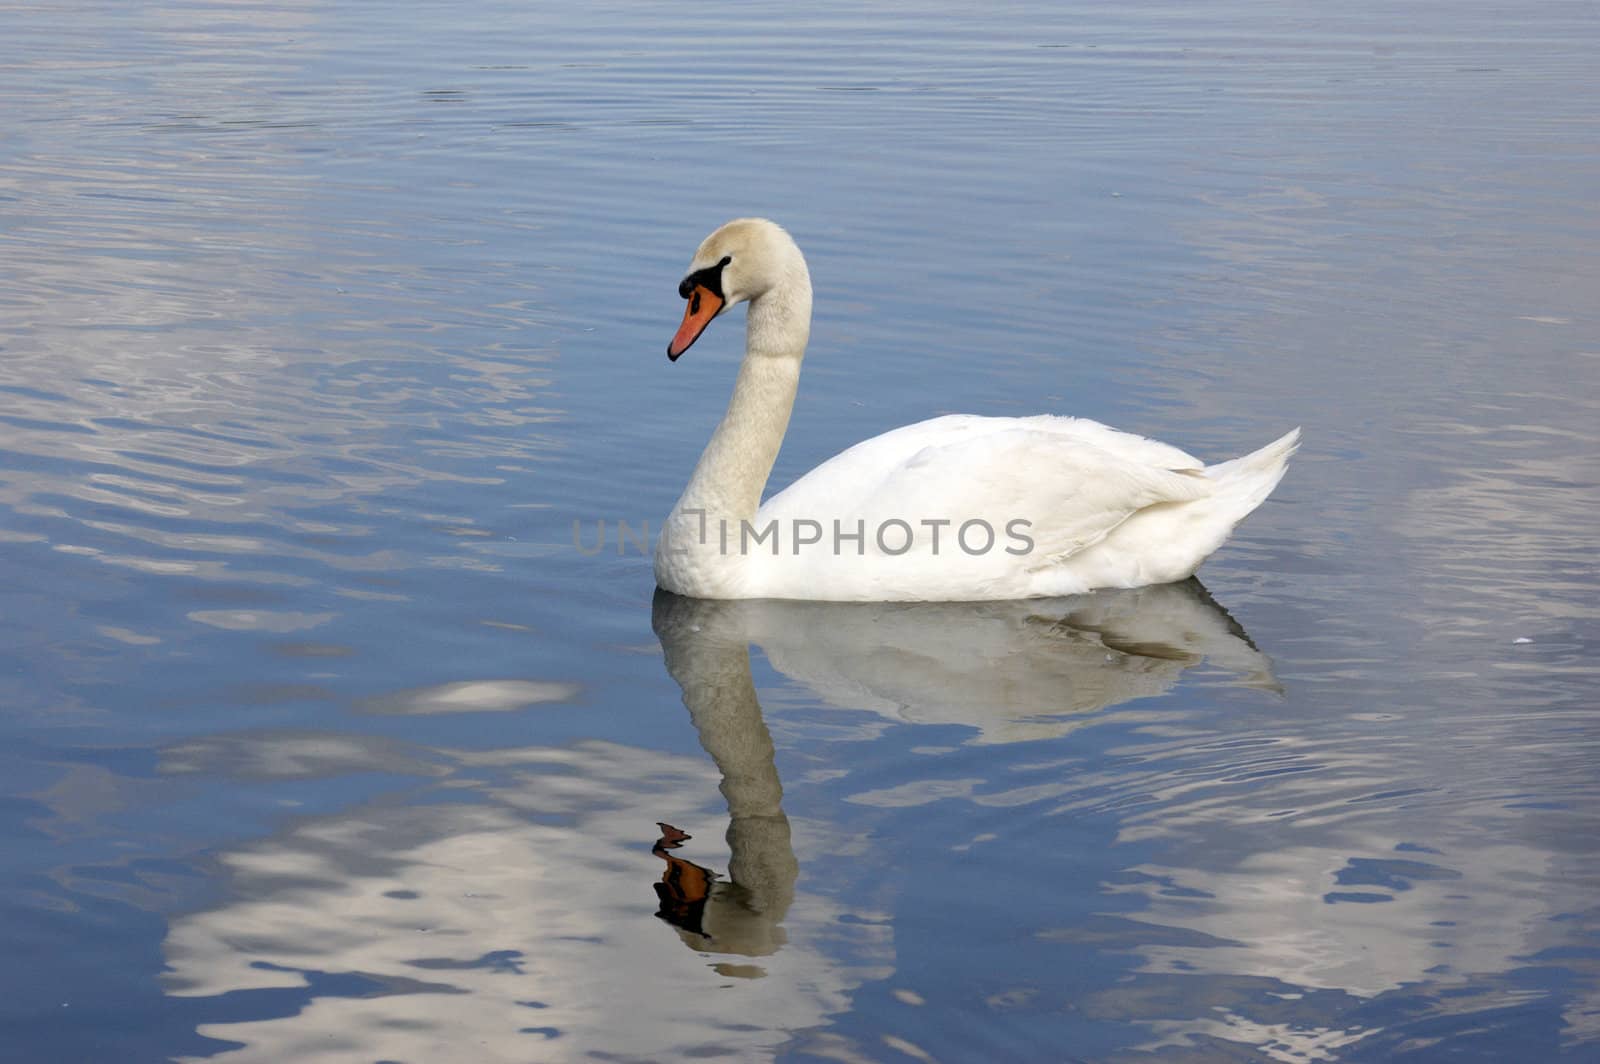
[{"xmin": 2, "ymin": 1, "xmax": 1597, "ymax": 1060}]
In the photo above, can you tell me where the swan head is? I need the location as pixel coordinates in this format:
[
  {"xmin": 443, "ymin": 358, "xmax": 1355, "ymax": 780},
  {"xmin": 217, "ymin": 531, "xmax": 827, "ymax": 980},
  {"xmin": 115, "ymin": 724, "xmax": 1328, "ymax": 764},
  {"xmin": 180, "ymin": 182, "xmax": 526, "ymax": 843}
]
[{"xmin": 668, "ymin": 218, "xmax": 808, "ymax": 360}]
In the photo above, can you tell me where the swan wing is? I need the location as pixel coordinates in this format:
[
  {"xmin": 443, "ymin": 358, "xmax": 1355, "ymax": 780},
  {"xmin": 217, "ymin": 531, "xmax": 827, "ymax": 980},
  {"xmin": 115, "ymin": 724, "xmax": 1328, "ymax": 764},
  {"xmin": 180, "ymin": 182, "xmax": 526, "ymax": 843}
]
[{"xmin": 760, "ymin": 414, "xmax": 1211, "ymax": 563}]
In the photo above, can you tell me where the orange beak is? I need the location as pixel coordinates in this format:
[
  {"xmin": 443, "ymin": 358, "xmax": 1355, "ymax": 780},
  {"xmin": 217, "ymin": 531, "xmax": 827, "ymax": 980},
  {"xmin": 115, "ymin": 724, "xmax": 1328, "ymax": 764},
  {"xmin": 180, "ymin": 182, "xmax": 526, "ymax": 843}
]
[{"xmin": 668, "ymin": 284, "xmax": 724, "ymax": 361}]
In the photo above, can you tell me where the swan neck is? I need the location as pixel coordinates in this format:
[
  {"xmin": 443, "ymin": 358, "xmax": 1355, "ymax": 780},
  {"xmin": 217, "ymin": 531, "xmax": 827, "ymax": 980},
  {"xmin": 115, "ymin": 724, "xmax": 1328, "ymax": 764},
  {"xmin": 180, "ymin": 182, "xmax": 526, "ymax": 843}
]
[{"xmin": 673, "ymin": 272, "xmax": 811, "ymax": 523}]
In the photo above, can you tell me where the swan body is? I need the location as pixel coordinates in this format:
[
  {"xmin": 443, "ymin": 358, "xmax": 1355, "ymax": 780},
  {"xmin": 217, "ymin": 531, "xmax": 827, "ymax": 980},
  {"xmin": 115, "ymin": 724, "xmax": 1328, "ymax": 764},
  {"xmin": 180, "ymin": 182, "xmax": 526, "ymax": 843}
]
[{"xmin": 655, "ymin": 218, "xmax": 1298, "ymax": 602}]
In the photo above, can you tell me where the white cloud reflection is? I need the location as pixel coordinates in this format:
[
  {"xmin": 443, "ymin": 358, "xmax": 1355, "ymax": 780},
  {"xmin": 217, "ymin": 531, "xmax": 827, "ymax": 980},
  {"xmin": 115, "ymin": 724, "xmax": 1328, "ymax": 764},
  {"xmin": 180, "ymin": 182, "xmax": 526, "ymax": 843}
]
[
  {"xmin": 358, "ymin": 679, "xmax": 581, "ymax": 715},
  {"xmin": 161, "ymin": 738, "xmax": 887, "ymax": 1063}
]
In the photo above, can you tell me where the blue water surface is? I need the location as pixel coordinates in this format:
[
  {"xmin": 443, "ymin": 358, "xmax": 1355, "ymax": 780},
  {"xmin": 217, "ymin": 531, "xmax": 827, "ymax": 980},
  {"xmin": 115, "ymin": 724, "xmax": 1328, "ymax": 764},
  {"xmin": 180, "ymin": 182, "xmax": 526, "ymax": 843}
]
[{"xmin": 1, "ymin": 1, "xmax": 1597, "ymax": 1061}]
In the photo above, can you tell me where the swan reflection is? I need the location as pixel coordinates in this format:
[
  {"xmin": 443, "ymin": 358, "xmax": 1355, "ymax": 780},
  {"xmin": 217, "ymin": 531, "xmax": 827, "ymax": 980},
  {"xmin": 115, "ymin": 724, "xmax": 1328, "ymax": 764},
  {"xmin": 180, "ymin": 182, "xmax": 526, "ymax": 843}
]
[
  {"xmin": 654, "ymin": 578, "xmax": 1278, "ymax": 747},
  {"xmin": 646, "ymin": 579, "xmax": 1276, "ymax": 965}
]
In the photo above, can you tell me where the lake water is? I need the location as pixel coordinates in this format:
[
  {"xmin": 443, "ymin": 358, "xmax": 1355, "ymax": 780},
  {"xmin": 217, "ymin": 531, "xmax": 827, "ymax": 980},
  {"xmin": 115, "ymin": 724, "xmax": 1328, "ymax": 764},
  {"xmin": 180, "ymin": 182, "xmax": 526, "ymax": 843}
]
[{"xmin": 2, "ymin": 2, "xmax": 1597, "ymax": 1061}]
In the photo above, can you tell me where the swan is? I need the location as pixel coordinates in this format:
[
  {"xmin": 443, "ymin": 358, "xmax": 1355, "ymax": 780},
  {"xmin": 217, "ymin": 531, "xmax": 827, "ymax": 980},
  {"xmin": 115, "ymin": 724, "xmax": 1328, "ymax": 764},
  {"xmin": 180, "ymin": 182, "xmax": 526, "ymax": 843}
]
[{"xmin": 656, "ymin": 218, "xmax": 1298, "ymax": 602}]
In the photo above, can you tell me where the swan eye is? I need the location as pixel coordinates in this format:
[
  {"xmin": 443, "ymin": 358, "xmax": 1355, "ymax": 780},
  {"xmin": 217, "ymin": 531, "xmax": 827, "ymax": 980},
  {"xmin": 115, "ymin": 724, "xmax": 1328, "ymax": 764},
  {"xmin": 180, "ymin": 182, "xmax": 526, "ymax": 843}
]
[
  {"xmin": 678, "ymin": 256, "xmax": 732, "ymax": 300},
  {"xmin": 675, "ymin": 257, "xmax": 732, "ymax": 302}
]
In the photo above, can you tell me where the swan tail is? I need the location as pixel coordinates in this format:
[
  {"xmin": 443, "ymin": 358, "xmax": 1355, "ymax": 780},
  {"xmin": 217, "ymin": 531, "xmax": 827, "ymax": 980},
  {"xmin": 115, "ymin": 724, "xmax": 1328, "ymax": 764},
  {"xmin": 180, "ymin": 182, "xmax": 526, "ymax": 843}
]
[
  {"xmin": 1020, "ymin": 428, "xmax": 1299, "ymax": 594},
  {"xmin": 1201, "ymin": 427, "xmax": 1301, "ymax": 523}
]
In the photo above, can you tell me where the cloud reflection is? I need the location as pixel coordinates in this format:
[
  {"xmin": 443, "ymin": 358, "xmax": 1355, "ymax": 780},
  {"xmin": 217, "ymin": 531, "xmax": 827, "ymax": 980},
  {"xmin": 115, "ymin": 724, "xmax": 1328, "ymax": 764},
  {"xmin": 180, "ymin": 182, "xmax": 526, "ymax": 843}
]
[
  {"xmin": 357, "ymin": 679, "xmax": 581, "ymax": 716},
  {"xmin": 158, "ymin": 733, "xmax": 881, "ymax": 1062}
]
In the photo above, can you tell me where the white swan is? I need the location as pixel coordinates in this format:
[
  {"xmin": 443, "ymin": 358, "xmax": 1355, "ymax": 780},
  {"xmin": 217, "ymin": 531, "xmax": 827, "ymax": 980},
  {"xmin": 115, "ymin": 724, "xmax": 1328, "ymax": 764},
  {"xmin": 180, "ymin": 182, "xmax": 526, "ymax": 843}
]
[{"xmin": 655, "ymin": 218, "xmax": 1298, "ymax": 602}]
